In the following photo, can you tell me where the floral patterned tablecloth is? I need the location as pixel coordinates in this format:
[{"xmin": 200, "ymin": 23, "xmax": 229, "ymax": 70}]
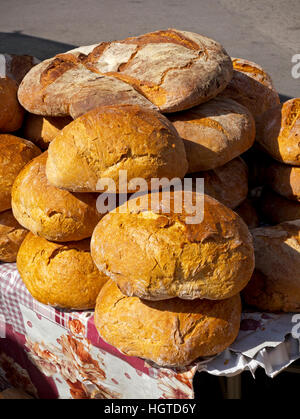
[{"xmin": 1, "ymin": 263, "xmax": 299, "ymax": 399}]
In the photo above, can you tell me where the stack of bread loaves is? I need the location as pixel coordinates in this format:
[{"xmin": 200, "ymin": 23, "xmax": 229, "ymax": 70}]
[
  {"xmin": 0, "ymin": 54, "xmax": 43, "ymax": 262},
  {"xmin": 3, "ymin": 28, "xmax": 294, "ymax": 367},
  {"xmin": 12, "ymin": 29, "xmax": 260, "ymax": 367},
  {"xmin": 241, "ymin": 98, "xmax": 300, "ymax": 312}
]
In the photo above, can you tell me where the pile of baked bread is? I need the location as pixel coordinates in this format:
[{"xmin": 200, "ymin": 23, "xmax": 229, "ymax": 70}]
[{"xmin": 0, "ymin": 29, "xmax": 299, "ymax": 367}]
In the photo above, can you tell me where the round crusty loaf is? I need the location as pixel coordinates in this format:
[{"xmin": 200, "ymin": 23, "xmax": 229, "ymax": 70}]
[
  {"xmin": 12, "ymin": 152, "xmax": 102, "ymax": 242},
  {"xmin": 219, "ymin": 57, "xmax": 280, "ymax": 121},
  {"xmin": 18, "ymin": 29, "xmax": 233, "ymax": 117},
  {"xmin": 265, "ymin": 160, "xmax": 300, "ymax": 201},
  {"xmin": 0, "ymin": 77, "xmax": 24, "ymax": 132},
  {"xmin": 23, "ymin": 114, "xmax": 72, "ymax": 149},
  {"xmin": 260, "ymin": 188, "xmax": 300, "ymax": 224},
  {"xmin": 169, "ymin": 97, "xmax": 255, "ymax": 172},
  {"xmin": 0, "ymin": 210, "xmax": 28, "ymax": 263},
  {"xmin": 91, "ymin": 190, "xmax": 254, "ymax": 301},
  {"xmin": 187, "ymin": 157, "xmax": 248, "ymax": 209},
  {"xmin": 0, "ymin": 53, "xmax": 39, "ymax": 85},
  {"xmin": 17, "ymin": 232, "xmax": 108, "ymax": 310},
  {"xmin": 235, "ymin": 199, "xmax": 259, "ymax": 229},
  {"xmin": 257, "ymin": 98, "xmax": 300, "ymax": 165},
  {"xmin": 0, "ymin": 135, "xmax": 41, "ymax": 212},
  {"xmin": 243, "ymin": 221, "xmax": 300, "ymax": 312},
  {"xmin": 46, "ymin": 104, "xmax": 188, "ymax": 193},
  {"xmin": 95, "ymin": 280, "xmax": 241, "ymax": 367}
]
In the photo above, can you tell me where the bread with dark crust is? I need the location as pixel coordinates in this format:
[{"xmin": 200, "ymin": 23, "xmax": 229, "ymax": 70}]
[
  {"xmin": 91, "ymin": 190, "xmax": 254, "ymax": 301},
  {"xmin": 12, "ymin": 153, "xmax": 102, "ymax": 242},
  {"xmin": 18, "ymin": 29, "xmax": 233, "ymax": 117},
  {"xmin": 94, "ymin": 280, "xmax": 241, "ymax": 367},
  {"xmin": 17, "ymin": 232, "xmax": 108, "ymax": 310},
  {"xmin": 259, "ymin": 188, "xmax": 300, "ymax": 224}
]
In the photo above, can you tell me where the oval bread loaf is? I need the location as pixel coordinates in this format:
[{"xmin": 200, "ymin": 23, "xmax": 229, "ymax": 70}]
[
  {"xmin": 12, "ymin": 152, "xmax": 102, "ymax": 242},
  {"xmin": 46, "ymin": 104, "xmax": 188, "ymax": 193},
  {"xmin": 219, "ymin": 57, "xmax": 280, "ymax": 121},
  {"xmin": 169, "ymin": 97, "xmax": 255, "ymax": 172},
  {"xmin": 17, "ymin": 232, "xmax": 108, "ymax": 310},
  {"xmin": 95, "ymin": 280, "xmax": 241, "ymax": 367},
  {"xmin": 243, "ymin": 221, "xmax": 300, "ymax": 312},
  {"xmin": 259, "ymin": 188, "xmax": 300, "ymax": 224},
  {"xmin": 257, "ymin": 98, "xmax": 300, "ymax": 165},
  {"xmin": 18, "ymin": 29, "xmax": 233, "ymax": 117},
  {"xmin": 0, "ymin": 134, "xmax": 41, "ymax": 212},
  {"xmin": 91, "ymin": 190, "xmax": 254, "ymax": 301}
]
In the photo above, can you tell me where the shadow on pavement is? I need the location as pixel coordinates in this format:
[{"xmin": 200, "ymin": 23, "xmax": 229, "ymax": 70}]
[{"xmin": 0, "ymin": 30, "xmax": 76, "ymax": 60}]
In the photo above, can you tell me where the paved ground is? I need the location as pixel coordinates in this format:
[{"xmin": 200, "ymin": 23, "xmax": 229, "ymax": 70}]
[{"xmin": 0, "ymin": 0, "xmax": 299, "ymax": 97}]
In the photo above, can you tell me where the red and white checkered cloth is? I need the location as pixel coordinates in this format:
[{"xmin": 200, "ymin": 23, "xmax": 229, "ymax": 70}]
[{"xmin": 0, "ymin": 263, "xmax": 92, "ymax": 336}]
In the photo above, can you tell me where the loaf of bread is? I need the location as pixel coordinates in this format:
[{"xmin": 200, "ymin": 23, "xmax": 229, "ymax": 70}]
[
  {"xmin": 0, "ymin": 135, "xmax": 41, "ymax": 212},
  {"xmin": 18, "ymin": 29, "xmax": 233, "ymax": 117},
  {"xmin": 0, "ymin": 210, "xmax": 28, "ymax": 262},
  {"xmin": 265, "ymin": 160, "xmax": 300, "ymax": 201},
  {"xmin": 219, "ymin": 57, "xmax": 280, "ymax": 121},
  {"xmin": 0, "ymin": 77, "xmax": 24, "ymax": 132},
  {"xmin": 17, "ymin": 232, "xmax": 108, "ymax": 310},
  {"xmin": 46, "ymin": 104, "xmax": 188, "ymax": 192},
  {"xmin": 95, "ymin": 280, "xmax": 241, "ymax": 367},
  {"xmin": 169, "ymin": 97, "xmax": 255, "ymax": 172},
  {"xmin": 243, "ymin": 221, "xmax": 300, "ymax": 312},
  {"xmin": 91, "ymin": 190, "xmax": 254, "ymax": 301},
  {"xmin": 257, "ymin": 98, "xmax": 300, "ymax": 165},
  {"xmin": 0, "ymin": 54, "xmax": 39, "ymax": 132},
  {"xmin": 187, "ymin": 157, "xmax": 248, "ymax": 209},
  {"xmin": 12, "ymin": 153, "xmax": 102, "ymax": 242},
  {"xmin": 235, "ymin": 199, "xmax": 260, "ymax": 229},
  {"xmin": 23, "ymin": 114, "xmax": 72, "ymax": 149},
  {"xmin": 260, "ymin": 188, "xmax": 300, "ymax": 224}
]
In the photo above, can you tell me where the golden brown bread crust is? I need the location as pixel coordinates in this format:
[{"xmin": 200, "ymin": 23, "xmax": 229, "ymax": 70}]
[
  {"xmin": 235, "ymin": 199, "xmax": 260, "ymax": 229},
  {"xmin": 259, "ymin": 188, "xmax": 300, "ymax": 224},
  {"xmin": 22, "ymin": 114, "xmax": 72, "ymax": 149},
  {"xmin": 219, "ymin": 57, "xmax": 280, "ymax": 121},
  {"xmin": 91, "ymin": 190, "xmax": 254, "ymax": 300},
  {"xmin": 95, "ymin": 280, "xmax": 241, "ymax": 367},
  {"xmin": 243, "ymin": 221, "xmax": 300, "ymax": 312},
  {"xmin": 265, "ymin": 160, "xmax": 300, "ymax": 201},
  {"xmin": 18, "ymin": 29, "xmax": 233, "ymax": 117},
  {"xmin": 0, "ymin": 210, "xmax": 28, "ymax": 262},
  {"xmin": 169, "ymin": 97, "xmax": 255, "ymax": 172},
  {"xmin": 12, "ymin": 153, "xmax": 102, "ymax": 242},
  {"xmin": 0, "ymin": 77, "xmax": 24, "ymax": 132},
  {"xmin": 257, "ymin": 98, "xmax": 300, "ymax": 165},
  {"xmin": 187, "ymin": 157, "xmax": 248, "ymax": 209},
  {"xmin": 46, "ymin": 104, "xmax": 188, "ymax": 192},
  {"xmin": 17, "ymin": 232, "xmax": 108, "ymax": 310},
  {"xmin": 0, "ymin": 134, "xmax": 41, "ymax": 212}
]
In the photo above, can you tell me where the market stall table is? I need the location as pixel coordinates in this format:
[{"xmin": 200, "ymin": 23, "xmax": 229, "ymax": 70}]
[{"xmin": 0, "ymin": 263, "xmax": 299, "ymax": 399}]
